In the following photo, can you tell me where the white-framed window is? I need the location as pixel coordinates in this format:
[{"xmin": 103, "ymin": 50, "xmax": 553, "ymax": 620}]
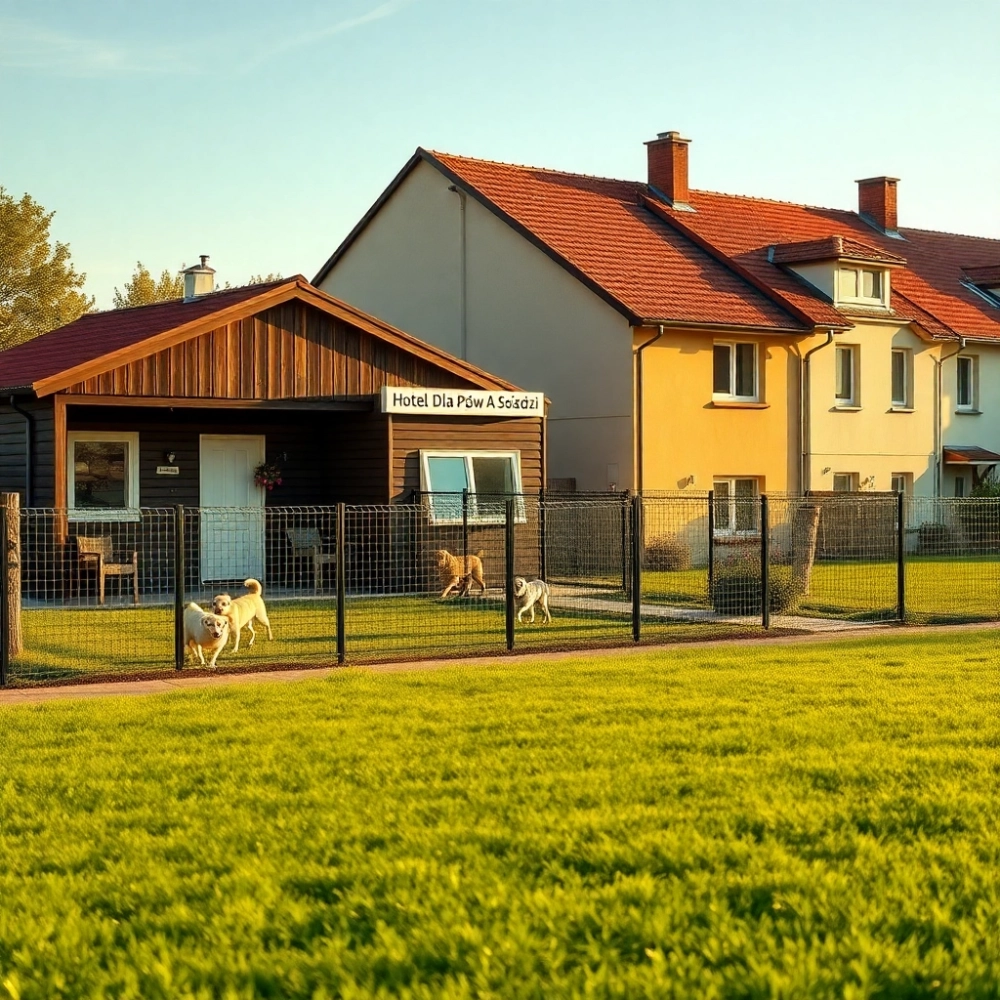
[
  {"xmin": 712, "ymin": 342, "xmax": 758, "ymax": 401},
  {"xmin": 890, "ymin": 348, "xmax": 912, "ymax": 408},
  {"xmin": 419, "ymin": 450, "xmax": 524, "ymax": 524},
  {"xmin": 838, "ymin": 266, "xmax": 887, "ymax": 306},
  {"xmin": 956, "ymin": 355, "xmax": 978, "ymax": 411},
  {"xmin": 712, "ymin": 477, "xmax": 759, "ymax": 535},
  {"xmin": 955, "ymin": 475, "xmax": 967, "ymax": 498},
  {"xmin": 832, "ymin": 473, "xmax": 858, "ymax": 492},
  {"xmin": 835, "ymin": 345, "xmax": 859, "ymax": 406},
  {"xmin": 890, "ymin": 473, "xmax": 912, "ymax": 495},
  {"xmin": 67, "ymin": 432, "xmax": 140, "ymax": 520}
]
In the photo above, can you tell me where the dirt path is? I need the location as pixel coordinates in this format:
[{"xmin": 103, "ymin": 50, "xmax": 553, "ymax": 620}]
[{"xmin": 1, "ymin": 621, "xmax": 996, "ymax": 706}]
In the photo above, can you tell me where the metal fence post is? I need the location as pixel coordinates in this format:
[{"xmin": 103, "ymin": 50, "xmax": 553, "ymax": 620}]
[
  {"xmin": 538, "ymin": 486, "xmax": 547, "ymax": 583},
  {"xmin": 707, "ymin": 489, "xmax": 715, "ymax": 593},
  {"xmin": 631, "ymin": 494, "xmax": 642, "ymax": 642},
  {"xmin": 337, "ymin": 502, "xmax": 346, "ymax": 665},
  {"xmin": 760, "ymin": 494, "xmax": 770, "ymax": 630},
  {"xmin": 0, "ymin": 501, "xmax": 8, "ymax": 686},
  {"xmin": 621, "ymin": 490, "xmax": 630, "ymax": 595},
  {"xmin": 173, "ymin": 504, "xmax": 185, "ymax": 670},
  {"xmin": 897, "ymin": 490, "xmax": 906, "ymax": 622},
  {"xmin": 505, "ymin": 498, "xmax": 515, "ymax": 651},
  {"xmin": 462, "ymin": 489, "xmax": 469, "ymax": 564}
]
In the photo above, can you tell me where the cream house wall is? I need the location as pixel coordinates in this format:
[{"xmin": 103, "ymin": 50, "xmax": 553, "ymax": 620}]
[
  {"xmin": 806, "ymin": 321, "xmax": 937, "ymax": 496},
  {"xmin": 319, "ymin": 160, "xmax": 635, "ymax": 492},
  {"xmin": 941, "ymin": 344, "xmax": 1000, "ymax": 495}
]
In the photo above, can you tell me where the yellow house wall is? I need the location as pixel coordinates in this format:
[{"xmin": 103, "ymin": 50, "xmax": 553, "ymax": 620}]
[
  {"xmin": 636, "ymin": 329, "xmax": 800, "ymax": 494},
  {"xmin": 807, "ymin": 321, "xmax": 937, "ymax": 496}
]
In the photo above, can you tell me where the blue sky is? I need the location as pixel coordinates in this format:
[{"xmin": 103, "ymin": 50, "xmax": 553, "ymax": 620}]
[{"xmin": 2, "ymin": 0, "xmax": 998, "ymax": 308}]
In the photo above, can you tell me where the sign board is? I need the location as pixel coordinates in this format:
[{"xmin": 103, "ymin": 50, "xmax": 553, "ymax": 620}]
[
  {"xmin": 156, "ymin": 466, "xmax": 180, "ymax": 476},
  {"xmin": 380, "ymin": 387, "xmax": 544, "ymax": 417}
]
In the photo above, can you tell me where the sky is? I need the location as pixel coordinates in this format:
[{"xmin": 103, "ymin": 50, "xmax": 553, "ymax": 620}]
[{"xmin": 1, "ymin": 0, "xmax": 998, "ymax": 309}]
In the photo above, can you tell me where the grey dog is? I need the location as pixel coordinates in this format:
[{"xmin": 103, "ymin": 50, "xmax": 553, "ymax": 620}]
[{"xmin": 513, "ymin": 577, "xmax": 552, "ymax": 624}]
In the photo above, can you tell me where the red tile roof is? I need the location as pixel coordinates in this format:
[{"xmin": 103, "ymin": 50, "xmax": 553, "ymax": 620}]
[
  {"xmin": 405, "ymin": 150, "xmax": 1000, "ymax": 341},
  {"xmin": 771, "ymin": 236, "xmax": 906, "ymax": 267},
  {"xmin": 963, "ymin": 265, "xmax": 1000, "ymax": 286}
]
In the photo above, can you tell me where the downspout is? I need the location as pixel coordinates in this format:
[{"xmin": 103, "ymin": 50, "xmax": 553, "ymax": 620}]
[
  {"xmin": 634, "ymin": 324, "xmax": 666, "ymax": 492},
  {"xmin": 448, "ymin": 184, "xmax": 468, "ymax": 359},
  {"xmin": 8, "ymin": 395, "xmax": 34, "ymax": 506},
  {"xmin": 800, "ymin": 331, "xmax": 835, "ymax": 494},
  {"xmin": 933, "ymin": 337, "xmax": 966, "ymax": 497}
]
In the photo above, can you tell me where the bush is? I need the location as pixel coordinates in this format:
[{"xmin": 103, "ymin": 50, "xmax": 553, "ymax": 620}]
[
  {"xmin": 916, "ymin": 521, "xmax": 956, "ymax": 556},
  {"xmin": 645, "ymin": 534, "xmax": 692, "ymax": 571},
  {"xmin": 711, "ymin": 558, "xmax": 801, "ymax": 615}
]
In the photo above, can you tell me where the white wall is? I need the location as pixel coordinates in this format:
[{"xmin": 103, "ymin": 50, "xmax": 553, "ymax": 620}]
[
  {"xmin": 941, "ymin": 344, "xmax": 1000, "ymax": 494},
  {"xmin": 320, "ymin": 159, "xmax": 635, "ymax": 491}
]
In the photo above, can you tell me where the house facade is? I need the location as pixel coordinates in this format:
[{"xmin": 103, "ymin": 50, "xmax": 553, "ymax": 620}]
[{"xmin": 314, "ymin": 133, "xmax": 1000, "ymax": 499}]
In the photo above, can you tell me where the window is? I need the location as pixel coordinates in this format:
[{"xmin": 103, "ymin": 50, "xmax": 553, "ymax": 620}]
[
  {"xmin": 838, "ymin": 266, "xmax": 887, "ymax": 305},
  {"xmin": 891, "ymin": 473, "xmax": 912, "ymax": 495},
  {"xmin": 956, "ymin": 355, "xmax": 978, "ymax": 411},
  {"xmin": 712, "ymin": 478, "xmax": 759, "ymax": 534},
  {"xmin": 955, "ymin": 475, "xmax": 967, "ymax": 498},
  {"xmin": 890, "ymin": 348, "xmax": 911, "ymax": 408},
  {"xmin": 835, "ymin": 345, "xmax": 859, "ymax": 406},
  {"xmin": 832, "ymin": 473, "xmax": 858, "ymax": 492},
  {"xmin": 67, "ymin": 432, "xmax": 140, "ymax": 520},
  {"xmin": 419, "ymin": 450, "xmax": 523, "ymax": 523},
  {"xmin": 712, "ymin": 342, "xmax": 758, "ymax": 401}
]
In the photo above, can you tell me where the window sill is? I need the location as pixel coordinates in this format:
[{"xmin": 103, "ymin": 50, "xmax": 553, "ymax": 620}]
[
  {"xmin": 68, "ymin": 508, "xmax": 142, "ymax": 523},
  {"xmin": 887, "ymin": 406, "xmax": 914, "ymax": 413},
  {"xmin": 955, "ymin": 409, "xmax": 982, "ymax": 415},
  {"xmin": 831, "ymin": 405, "xmax": 862, "ymax": 412},
  {"xmin": 710, "ymin": 400, "xmax": 768, "ymax": 409}
]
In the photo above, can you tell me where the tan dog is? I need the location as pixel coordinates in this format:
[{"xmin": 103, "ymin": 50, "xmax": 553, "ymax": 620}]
[
  {"xmin": 183, "ymin": 602, "xmax": 231, "ymax": 669},
  {"xmin": 433, "ymin": 548, "xmax": 487, "ymax": 598},
  {"xmin": 212, "ymin": 578, "xmax": 273, "ymax": 652}
]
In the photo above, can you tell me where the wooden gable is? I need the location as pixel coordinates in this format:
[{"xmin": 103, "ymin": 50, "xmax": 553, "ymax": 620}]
[{"xmin": 63, "ymin": 301, "xmax": 475, "ymax": 399}]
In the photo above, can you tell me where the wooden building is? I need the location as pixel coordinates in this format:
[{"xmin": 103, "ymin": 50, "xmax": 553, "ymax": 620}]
[{"xmin": 0, "ymin": 274, "xmax": 545, "ymax": 589}]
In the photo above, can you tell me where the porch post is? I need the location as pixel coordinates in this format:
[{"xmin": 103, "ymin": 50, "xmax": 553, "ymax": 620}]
[{"xmin": 173, "ymin": 505, "xmax": 185, "ymax": 670}]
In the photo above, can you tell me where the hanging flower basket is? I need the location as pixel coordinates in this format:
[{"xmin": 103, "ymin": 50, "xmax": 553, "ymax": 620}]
[{"xmin": 253, "ymin": 462, "xmax": 284, "ymax": 492}]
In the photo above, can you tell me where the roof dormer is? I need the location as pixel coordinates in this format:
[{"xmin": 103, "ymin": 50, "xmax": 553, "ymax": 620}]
[
  {"xmin": 961, "ymin": 265, "xmax": 1000, "ymax": 307},
  {"xmin": 770, "ymin": 236, "xmax": 906, "ymax": 311}
]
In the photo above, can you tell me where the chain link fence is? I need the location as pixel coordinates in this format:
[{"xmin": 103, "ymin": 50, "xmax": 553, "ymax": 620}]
[{"xmin": 1, "ymin": 492, "xmax": 997, "ymax": 686}]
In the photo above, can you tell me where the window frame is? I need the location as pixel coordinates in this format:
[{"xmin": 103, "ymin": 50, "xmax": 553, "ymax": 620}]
[
  {"xmin": 954, "ymin": 475, "xmax": 967, "ymax": 498},
  {"xmin": 67, "ymin": 431, "xmax": 140, "ymax": 521},
  {"xmin": 832, "ymin": 473, "xmax": 859, "ymax": 493},
  {"xmin": 834, "ymin": 344, "xmax": 859, "ymax": 407},
  {"xmin": 956, "ymin": 355, "xmax": 978, "ymax": 411},
  {"xmin": 837, "ymin": 265, "xmax": 888, "ymax": 306},
  {"xmin": 890, "ymin": 348, "xmax": 911, "ymax": 408},
  {"xmin": 890, "ymin": 473, "xmax": 912, "ymax": 495},
  {"xmin": 419, "ymin": 449, "xmax": 525, "ymax": 525},
  {"xmin": 711, "ymin": 477, "xmax": 760, "ymax": 536},
  {"xmin": 712, "ymin": 341, "xmax": 759, "ymax": 403}
]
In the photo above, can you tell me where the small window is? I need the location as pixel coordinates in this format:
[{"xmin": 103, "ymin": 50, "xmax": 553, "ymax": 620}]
[
  {"xmin": 890, "ymin": 473, "xmax": 911, "ymax": 495},
  {"xmin": 712, "ymin": 477, "xmax": 759, "ymax": 535},
  {"xmin": 891, "ymin": 348, "xmax": 911, "ymax": 408},
  {"xmin": 838, "ymin": 266, "xmax": 887, "ymax": 305},
  {"xmin": 67, "ymin": 432, "xmax": 140, "ymax": 520},
  {"xmin": 835, "ymin": 345, "xmax": 858, "ymax": 406},
  {"xmin": 712, "ymin": 342, "xmax": 758, "ymax": 401},
  {"xmin": 956, "ymin": 355, "xmax": 977, "ymax": 411},
  {"xmin": 955, "ymin": 475, "xmax": 967, "ymax": 498},
  {"xmin": 420, "ymin": 450, "xmax": 523, "ymax": 524},
  {"xmin": 832, "ymin": 473, "xmax": 858, "ymax": 492}
]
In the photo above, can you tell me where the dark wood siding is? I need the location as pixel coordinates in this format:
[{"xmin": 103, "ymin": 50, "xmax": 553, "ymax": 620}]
[
  {"xmin": 0, "ymin": 398, "xmax": 55, "ymax": 505},
  {"xmin": 64, "ymin": 303, "xmax": 477, "ymax": 399},
  {"xmin": 391, "ymin": 416, "xmax": 544, "ymax": 499}
]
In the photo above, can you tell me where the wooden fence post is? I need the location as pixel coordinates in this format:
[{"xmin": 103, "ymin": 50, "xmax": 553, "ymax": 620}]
[{"xmin": 1, "ymin": 493, "xmax": 23, "ymax": 675}]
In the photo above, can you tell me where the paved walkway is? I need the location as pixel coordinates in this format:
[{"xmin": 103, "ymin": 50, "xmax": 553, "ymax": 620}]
[{"xmin": 2, "ymin": 621, "xmax": 996, "ymax": 707}]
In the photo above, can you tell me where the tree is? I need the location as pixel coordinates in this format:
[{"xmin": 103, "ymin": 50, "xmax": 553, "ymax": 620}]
[
  {"xmin": 112, "ymin": 261, "xmax": 185, "ymax": 309},
  {"xmin": 0, "ymin": 187, "xmax": 94, "ymax": 351}
]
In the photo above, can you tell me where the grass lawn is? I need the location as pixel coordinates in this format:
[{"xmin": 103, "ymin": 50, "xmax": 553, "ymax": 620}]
[
  {"xmin": 643, "ymin": 555, "xmax": 1000, "ymax": 622},
  {"xmin": 1, "ymin": 630, "xmax": 999, "ymax": 997}
]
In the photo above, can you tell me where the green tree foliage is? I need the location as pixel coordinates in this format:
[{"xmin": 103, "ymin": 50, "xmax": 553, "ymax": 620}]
[
  {"xmin": 0, "ymin": 187, "xmax": 94, "ymax": 351},
  {"xmin": 112, "ymin": 261, "xmax": 184, "ymax": 309}
]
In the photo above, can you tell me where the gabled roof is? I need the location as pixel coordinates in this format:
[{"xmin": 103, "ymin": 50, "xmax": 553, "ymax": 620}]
[
  {"xmin": 0, "ymin": 276, "xmax": 523, "ymax": 396},
  {"xmin": 315, "ymin": 147, "xmax": 1000, "ymax": 341}
]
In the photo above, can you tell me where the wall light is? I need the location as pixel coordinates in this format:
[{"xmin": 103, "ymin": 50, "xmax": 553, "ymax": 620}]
[{"xmin": 164, "ymin": 451, "xmax": 176, "ymax": 465}]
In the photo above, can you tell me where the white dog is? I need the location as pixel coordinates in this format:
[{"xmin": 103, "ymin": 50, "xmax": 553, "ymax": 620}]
[
  {"xmin": 183, "ymin": 602, "xmax": 231, "ymax": 669},
  {"xmin": 513, "ymin": 577, "xmax": 552, "ymax": 624},
  {"xmin": 212, "ymin": 578, "xmax": 273, "ymax": 652}
]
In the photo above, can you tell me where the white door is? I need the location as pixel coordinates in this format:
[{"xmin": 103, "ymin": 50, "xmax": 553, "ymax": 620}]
[{"xmin": 199, "ymin": 435, "xmax": 266, "ymax": 583}]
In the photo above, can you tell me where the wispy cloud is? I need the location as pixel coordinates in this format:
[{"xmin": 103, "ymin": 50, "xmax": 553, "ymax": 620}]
[{"xmin": 0, "ymin": 1, "xmax": 416, "ymax": 77}]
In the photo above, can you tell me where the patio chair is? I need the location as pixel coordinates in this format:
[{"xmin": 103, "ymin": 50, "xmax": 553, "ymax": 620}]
[
  {"xmin": 285, "ymin": 526, "xmax": 336, "ymax": 590},
  {"xmin": 76, "ymin": 535, "xmax": 140, "ymax": 605}
]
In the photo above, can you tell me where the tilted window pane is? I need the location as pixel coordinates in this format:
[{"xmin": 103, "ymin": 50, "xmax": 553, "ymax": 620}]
[
  {"xmin": 426, "ymin": 456, "xmax": 469, "ymax": 520},
  {"xmin": 735, "ymin": 344, "xmax": 756, "ymax": 397},
  {"xmin": 471, "ymin": 456, "xmax": 514, "ymax": 518},
  {"xmin": 713, "ymin": 481, "xmax": 731, "ymax": 530},
  {"xmin": 74, "ymin": 442, "xmax": 128, "ymax": 509},
  {"xmin": 862, "ymin": 270, "xmax": 881, "ymax": 298},
  {"xmin": 713, "ymin": 345, "xmax": 732, "ymax": 393}
]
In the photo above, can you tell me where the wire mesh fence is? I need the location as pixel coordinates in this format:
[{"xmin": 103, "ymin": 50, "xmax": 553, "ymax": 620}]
[{"xmin": 1, "ymin": 492, "xmax": 998, "ymax": 686}]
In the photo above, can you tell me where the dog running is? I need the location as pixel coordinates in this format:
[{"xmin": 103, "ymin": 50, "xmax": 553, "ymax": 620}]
[
  {"xmin": 182, "ymin": 602, "xmax": 231, "ymax": 669},
  {"xmin": 212, "ymin": 578, "xmax": 273, "ymax": 652},
  {"xmin": 433, "ymin": 548, "xmax": 487, "ymax": 598},
  {"xmin": 513, "ymin": 576, "xmax": 552, "ymax": 624}
]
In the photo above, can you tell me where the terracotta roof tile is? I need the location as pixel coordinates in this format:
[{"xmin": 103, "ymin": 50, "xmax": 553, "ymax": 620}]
[{"xmin": 771, "ymin": 236, "xmax": 906, "ymax": 266}]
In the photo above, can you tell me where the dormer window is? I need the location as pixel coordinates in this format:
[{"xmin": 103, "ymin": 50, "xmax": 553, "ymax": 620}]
[{"xmin": 838, "ymin": 266, "xmax": 886, "ymax": 306}]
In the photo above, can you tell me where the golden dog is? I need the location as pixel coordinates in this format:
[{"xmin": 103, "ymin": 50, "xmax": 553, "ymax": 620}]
[
  {"xmin": 212, "ymin": 578, "xmax": 273, "ymax": 652},
  {"xmin": 433, "ymin": 548, "xmax": 487, "ymax": 598}
]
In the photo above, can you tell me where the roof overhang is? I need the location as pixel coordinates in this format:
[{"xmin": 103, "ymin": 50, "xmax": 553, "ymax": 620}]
[{"xmin": 942, "ymin": 447, "xmax": 1000, "ymax": 465}]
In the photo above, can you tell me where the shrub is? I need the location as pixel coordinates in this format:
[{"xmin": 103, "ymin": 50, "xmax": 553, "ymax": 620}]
[
  {"xmin": 711, "ymin": 558, "xmax": 801, "ymax": 615},
  {"xmin": 916, "ymin": 521, "xmax": 956, "ymax": 556},
  {"xmin": 645, "ymin": 534, "xmax": 692, "ymax": 572}
]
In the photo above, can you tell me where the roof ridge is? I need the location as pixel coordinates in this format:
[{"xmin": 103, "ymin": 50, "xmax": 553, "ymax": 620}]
[
  {"xmin": 86, "ymin": 276, "xmax": 293, "ymax": 318},
  {"xmin": 428, "ymin": 149, "xmax": 643, "ymax": 188},
  {"xmin": 898, "ymin": 225, "xmax": 1000, "ymax": 244}
]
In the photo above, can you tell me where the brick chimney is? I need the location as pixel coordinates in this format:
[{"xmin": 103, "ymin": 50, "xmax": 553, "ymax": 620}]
[
  {"xmin": 856, "ymin": 177, "xmax": 900, "ymax": 234},
  {"xmin": 645, "ymin": 131, "xmax": 691, "ymax": 208},
  {"xmin": 182, "ymin": 255, "xmax": 215, "ymax": 301}
]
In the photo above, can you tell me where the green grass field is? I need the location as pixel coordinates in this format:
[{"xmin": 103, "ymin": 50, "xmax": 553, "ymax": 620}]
[{"xmin": 1, "ymin": 631, "xmax": 998, "ymax": 997}]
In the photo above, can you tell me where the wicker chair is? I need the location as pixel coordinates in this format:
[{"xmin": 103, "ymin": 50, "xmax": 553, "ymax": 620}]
[
  {"xmin": 285, "ymin": 527, "xmax": 335, "ymax": 590},
  {"xmin": 76, "ymin": 535, "xmax": 140, "ymax": 605}
]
